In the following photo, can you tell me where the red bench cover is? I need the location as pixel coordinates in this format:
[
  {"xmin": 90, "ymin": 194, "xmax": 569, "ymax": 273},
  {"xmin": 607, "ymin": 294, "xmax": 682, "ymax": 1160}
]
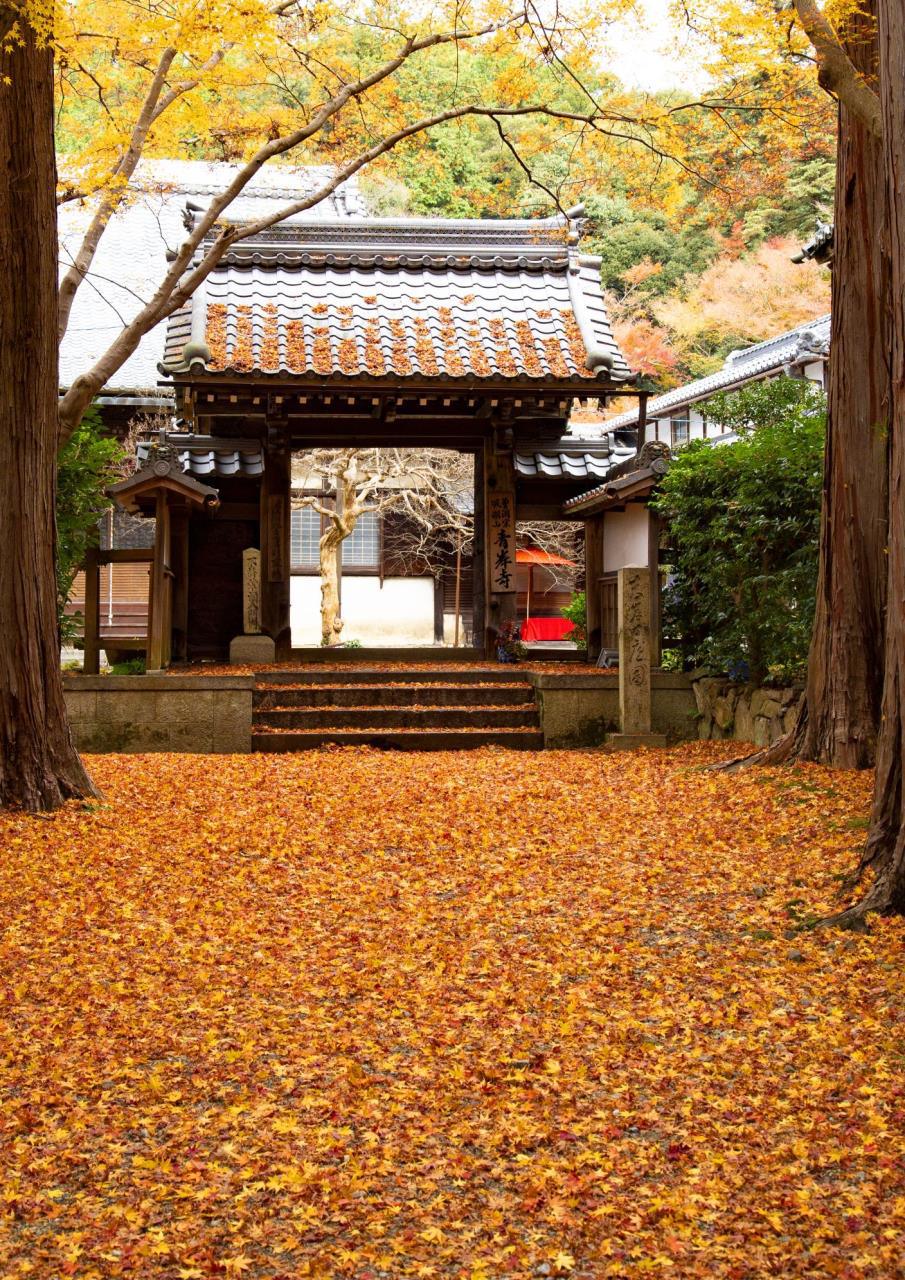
[{"xmin": 521, "ymin": 617, "xmax": 575, "ymax": 642}]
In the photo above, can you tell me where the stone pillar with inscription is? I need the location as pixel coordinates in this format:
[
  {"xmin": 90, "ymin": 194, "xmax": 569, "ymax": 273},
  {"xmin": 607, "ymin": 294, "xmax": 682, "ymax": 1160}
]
[
  {"xmin": 229, "ymin": 546, "xmax": 275, "ymax": 663},
  {"xmin": 605, "ymin": 565, "xmax": 667, "ymax": 750}
]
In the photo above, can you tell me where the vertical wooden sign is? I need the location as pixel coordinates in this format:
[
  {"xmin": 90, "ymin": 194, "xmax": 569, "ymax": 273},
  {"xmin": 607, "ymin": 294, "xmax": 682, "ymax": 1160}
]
[
  {"xmin": 488, "ymin": 491, "xmax": 516, "ymax": 593},
  {"xmin": 266, "ymin": 493, "xmax": 287, "ymax": 583}
]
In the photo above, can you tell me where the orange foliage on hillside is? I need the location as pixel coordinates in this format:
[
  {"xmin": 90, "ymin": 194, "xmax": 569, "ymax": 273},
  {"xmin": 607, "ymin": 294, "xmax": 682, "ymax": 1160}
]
[
  {"xmin": 655, "ymin": 237, "xmax": 832, "ymax": 374},
  {"xmin": 1, "ymin": 745, "xmax": 903, "ymax": 1278}
]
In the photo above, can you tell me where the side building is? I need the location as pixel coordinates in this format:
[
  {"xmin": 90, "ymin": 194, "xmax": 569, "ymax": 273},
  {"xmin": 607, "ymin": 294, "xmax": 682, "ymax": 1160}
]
[{"xmin": 560, "ymin": 314, "xmax": 831, "ymax": 663}]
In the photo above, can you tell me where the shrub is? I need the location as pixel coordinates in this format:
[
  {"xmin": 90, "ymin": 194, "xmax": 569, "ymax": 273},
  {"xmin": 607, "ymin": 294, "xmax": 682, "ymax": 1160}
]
[
  {"xmin": 651, "ymin": 378, "xmax": 825, "ymax": 685},
  {"xmin": 561, "ymin": 590, "xmax": 587, "ymax": 647}
]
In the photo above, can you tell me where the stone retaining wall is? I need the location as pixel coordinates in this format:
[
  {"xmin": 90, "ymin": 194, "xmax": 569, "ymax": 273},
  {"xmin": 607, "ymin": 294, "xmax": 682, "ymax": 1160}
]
[
  {"xmin": 692, "ymin": 677, "xmax": 802, "ymax": 746},
  {"xmin": 63, "ymin": 676, "xmax": 255, "ymax": 753},
  {"xmin": 530, "ymin": 672, "xmax": 696, "ymax": 748}
]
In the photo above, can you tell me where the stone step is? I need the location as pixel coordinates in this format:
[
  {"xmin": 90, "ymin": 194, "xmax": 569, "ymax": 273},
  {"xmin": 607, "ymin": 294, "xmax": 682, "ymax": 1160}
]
[
  {"xmin": 254, "ymin": 706, "xmax": 540, "ymax": 730},
  {"xmin": 252, "ymin": 727, "xmax": 545, "ymax": 751},
  {"xmin": 254, "ymin": 683, "xmax": 536, "ymax": 708},
  {"xmin": 255, "ymin": 668, "xmax": 533, "ymax": 686}
]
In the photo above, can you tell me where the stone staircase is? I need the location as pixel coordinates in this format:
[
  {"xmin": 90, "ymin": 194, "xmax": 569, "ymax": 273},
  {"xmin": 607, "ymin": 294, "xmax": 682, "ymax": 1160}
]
[{"xmin": 252, "ymin": 669, "xmax": 544, "ymax": 751}]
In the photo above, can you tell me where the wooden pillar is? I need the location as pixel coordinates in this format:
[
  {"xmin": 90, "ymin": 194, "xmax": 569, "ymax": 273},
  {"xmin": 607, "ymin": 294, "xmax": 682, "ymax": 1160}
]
[
  {"xmin": 472, "ymin": 447, "xmax": 486, "ymax": 652},
  {"xmin": 82, "ymin": 547, "xmax": 101, "ymax": 675},
  {"xmin": 260, "ymin": 424, "xmax": 291, "ymax": 658},
  {"xmin": 483, "ymin": 437, "xmax": 517, "ymax": 655},
  {"xmin": 170, "ymin": 512, "xmax": 190, "ymax": 663},
  {"xmin": 146, "ymin": 491, "xmax": 172, "ymax": 671},
  {"xmin": 584, "ymin": 516, "xmax": 604, "ymax": 661},
  {"xmin": 648, "ymin": 510, "xmax": 662, "ymax": 667}
]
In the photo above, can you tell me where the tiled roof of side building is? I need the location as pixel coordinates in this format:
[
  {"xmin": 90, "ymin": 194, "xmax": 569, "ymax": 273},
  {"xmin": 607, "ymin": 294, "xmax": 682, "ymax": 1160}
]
[
  {"xmin": 58, "ymin": 159, "xmax": 366, "ymax": 396},
  {"xmin": 135, "ymin": 442, "xmax": 265, "ymax": 477},
  {"xmin": 602, "ymin": 314, "xmax": 831, "ymax": 431},
  {"xmin": 163, "ymin": 226, "xmax": 633, "ymax": 387}
]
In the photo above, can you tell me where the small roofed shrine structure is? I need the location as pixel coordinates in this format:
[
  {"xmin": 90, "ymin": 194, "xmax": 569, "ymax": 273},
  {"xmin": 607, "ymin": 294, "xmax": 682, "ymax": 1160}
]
[
  {"xmin": 118, "ymin": 211, "xmax": 639, "ymax": 663},
  {"xmin": 93, "ymin": 444, "xmax": 221, "ymax": 671}
]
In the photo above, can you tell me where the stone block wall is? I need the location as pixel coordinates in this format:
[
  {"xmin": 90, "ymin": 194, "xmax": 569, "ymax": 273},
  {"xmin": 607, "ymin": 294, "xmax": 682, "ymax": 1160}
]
[
  {"xmin": 63, "ymin": 676, "xmax": 255, "ymax": 753},
  {"xmin": 531, "ymin": 672, "xmax": 696, "ymax": 747},
  {"xmin": 692, "ymin": 677, "xmax": 802, "ymax": 746}
]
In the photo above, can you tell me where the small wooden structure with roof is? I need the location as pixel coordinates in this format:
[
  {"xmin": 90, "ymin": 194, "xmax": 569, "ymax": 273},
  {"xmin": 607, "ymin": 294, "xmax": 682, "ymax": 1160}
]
[{"xmin": 108, "ymin": 210, "xmax": 641, "ymax": 664}]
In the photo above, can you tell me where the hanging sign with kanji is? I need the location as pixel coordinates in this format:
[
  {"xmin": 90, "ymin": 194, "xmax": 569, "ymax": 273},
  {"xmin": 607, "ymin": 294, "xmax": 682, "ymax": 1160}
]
[{"xmin": 489, "ymin": 492, "xmax": 516, "ymax": 593}]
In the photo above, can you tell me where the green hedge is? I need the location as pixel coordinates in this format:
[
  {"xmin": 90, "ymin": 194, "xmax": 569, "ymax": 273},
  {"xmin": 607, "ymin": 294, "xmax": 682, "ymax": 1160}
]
[{"xmin": 651, "ymin": 378, "xmax": 826, "ymax": 685}]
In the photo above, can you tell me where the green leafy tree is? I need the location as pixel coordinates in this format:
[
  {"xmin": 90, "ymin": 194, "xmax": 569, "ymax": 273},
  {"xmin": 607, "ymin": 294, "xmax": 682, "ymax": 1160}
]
[
  {"xmin": 56, "ymin": 407, "xmax": 126, "ymax": 642},
  {"xmin": 652, "ymin": 378, "xmax": 826, "ymax": 685}
]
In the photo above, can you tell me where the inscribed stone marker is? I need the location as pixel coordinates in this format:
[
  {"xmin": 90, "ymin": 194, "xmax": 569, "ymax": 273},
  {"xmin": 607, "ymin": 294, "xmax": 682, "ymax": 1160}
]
[
  {"xmin": 242, "ymin": 548, "xmax": 262, "ymax": 635},
  {"xmin": 618, "ymin": 565, "xmax": 651, "ymax": 734}
]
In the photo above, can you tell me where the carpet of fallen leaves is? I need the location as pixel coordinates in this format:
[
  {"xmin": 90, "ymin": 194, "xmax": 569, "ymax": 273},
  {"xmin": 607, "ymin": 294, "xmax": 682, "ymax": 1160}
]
[
  {"xmin": 2, "ymin": 742, "xmax": 904, "ymax": 1280},
  {"xmin": 167, "ymin": 663, "xmax": 613, "ymax": 678}
]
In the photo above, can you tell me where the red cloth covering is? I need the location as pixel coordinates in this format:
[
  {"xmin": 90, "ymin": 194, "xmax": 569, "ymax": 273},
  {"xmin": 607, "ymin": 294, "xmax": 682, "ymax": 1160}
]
[{"xmin": 521, "ymin": 616, "xmax": 575, "ymax": 642}]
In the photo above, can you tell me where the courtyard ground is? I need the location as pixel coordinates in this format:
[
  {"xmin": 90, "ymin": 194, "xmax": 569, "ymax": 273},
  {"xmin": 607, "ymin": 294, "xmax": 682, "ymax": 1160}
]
[{"xmin": 1, "ymin": 743, "xmax": 903, "ymax": 1279}]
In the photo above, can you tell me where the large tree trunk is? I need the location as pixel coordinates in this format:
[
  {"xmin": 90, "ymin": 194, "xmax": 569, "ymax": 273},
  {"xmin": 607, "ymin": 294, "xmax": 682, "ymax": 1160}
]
[
  {"xmin": 725, "ymin": 3, "xmax": 889, "ymax": 772},
  {"xmin": 319, "ymin": 527, "xmax": 345, "ymax": 647},
  {"xmin": 838, "ymin": 0, "xmax": 905, "ymax": 918},
  {"xmin": 0, "ymin": 20, "xmax": 97, "ymax": 810},
  {"xmin": 799, "ymin": 0, "xmax": 890, "ymax": 768}
]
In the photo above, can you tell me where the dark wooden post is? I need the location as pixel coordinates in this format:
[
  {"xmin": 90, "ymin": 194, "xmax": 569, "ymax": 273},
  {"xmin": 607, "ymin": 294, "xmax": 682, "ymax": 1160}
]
[
  {"xmin": 260, "ymin": 421, "xmax": 292, "ymax": 658},
  {"xmin": 584, "ymin": 516, "xmax": 604, "ymax": 661},
  {"xmin": 648, "ymin": 509, "xmax": 662, "ymax": 667},
  {"xmin": 483, "ymin": 436, "xmax": 517, "ymax": 655},
  {"xmin": 170, "ymin": 512, "xmax": 190, "ymax": 663},
  {"xmin": 146, "ymin": 492, "xmax": 172, "ymax": 671},
  {"xmin": 82, "ymin": 547, "xmax": 101, "ymax": 675},
  {"xmin": 472, "ymin": 446, "xmax": 485, "ymax": 652}
]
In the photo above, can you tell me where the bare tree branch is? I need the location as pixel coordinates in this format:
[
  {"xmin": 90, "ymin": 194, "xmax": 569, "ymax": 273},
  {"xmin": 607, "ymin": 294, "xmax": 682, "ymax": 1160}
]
[{"xmin": 57, "ymin": 46, "xmax": 177, "ymax": 341}]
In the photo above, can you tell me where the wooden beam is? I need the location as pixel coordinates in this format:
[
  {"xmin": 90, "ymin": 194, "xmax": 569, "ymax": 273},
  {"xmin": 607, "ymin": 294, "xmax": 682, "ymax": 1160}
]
[
  {"xmin": 260, "ymin": 426, "xmax": 292, "ymax": 658},
  {"xmin": 170, "ymin": 512, "xmax": 190, "ymax": 663},
  {"xmin": 82, "ymin": 547, "xmax": 101, "ymax": 675},
  {"xmin": 472, "ymin": 448, "xmax": 486, "ymax": 654},
  {"xmin": 483, "ymin": 437, "xmax": 517, "ymax": 654},
  {"xmin": 584, "ymin": 517, "xmax": 604, "ymax": 662},
  {"xmin": 94, "ymin": 547, "xmax": 154, "ymax": 565},
  {"xmin": 146, "ymin": 492, "xmax": 172, "ymax": 671}
]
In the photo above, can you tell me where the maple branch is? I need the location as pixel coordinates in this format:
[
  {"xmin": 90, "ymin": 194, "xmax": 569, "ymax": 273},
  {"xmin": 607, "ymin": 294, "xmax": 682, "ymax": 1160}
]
[
  {"xmin": 791, "ymin": 0, "xmax": 881, "ymax": 136},
  {"xmin": 57, "ymin": 46, "xmax": 177, "ymax": 342}
]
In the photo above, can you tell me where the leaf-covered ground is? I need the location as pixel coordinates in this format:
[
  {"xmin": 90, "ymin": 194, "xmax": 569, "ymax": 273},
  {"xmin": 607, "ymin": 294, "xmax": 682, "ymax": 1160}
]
[{"xmin": 1, "ymin": 743, "xmax": 903, "ymax": 1279}]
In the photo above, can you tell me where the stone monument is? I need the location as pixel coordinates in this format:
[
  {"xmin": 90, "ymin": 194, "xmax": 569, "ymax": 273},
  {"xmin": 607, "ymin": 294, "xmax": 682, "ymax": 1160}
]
[
  {"xmin": 229, "ymin": 548, "xmax": 276, "ymax": 663},
  {"xmin": 605, "ymin": 565, "xmax": 667, "ymax": 750}
]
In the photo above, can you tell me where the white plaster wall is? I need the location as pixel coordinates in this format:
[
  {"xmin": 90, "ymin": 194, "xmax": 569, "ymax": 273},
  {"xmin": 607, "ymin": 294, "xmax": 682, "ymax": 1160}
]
[
  {"xmin": 603, "ymin": 504, "xmax": 650, "ymax": 573},
  {"xmin": 290, "ymin": 575, "xmax": 437, "ymax": 646}
]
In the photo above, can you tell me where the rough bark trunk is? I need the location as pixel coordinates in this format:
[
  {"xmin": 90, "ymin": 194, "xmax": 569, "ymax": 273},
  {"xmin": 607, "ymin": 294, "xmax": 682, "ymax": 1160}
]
[
  {"xmin": 800, "ymin": 2, "xmax": 890, "ymax": 768},
  {"xmin": 836, "ymin": 0, "xmax": 905, "ymax": 920},
  {"xmin": 0, "ymin": 21, "xmax": 97, "ymax": 810},
  {"xmin": 319, "ymin": 527, "xmax": 345, "ymax": 647},
  {"xmin": 723, "ymin": 3, "xmax": 889, "ymax": 773}
]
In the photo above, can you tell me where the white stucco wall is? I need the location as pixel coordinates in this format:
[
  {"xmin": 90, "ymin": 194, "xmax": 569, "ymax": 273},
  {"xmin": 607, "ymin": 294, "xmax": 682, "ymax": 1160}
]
[
  {"xmin": 290, "ymin": 575, "xmax": 437, "ymax": 646},
  {"xmin": 603, "ymin": 504, "xmax": 650, "ymax": 573}
]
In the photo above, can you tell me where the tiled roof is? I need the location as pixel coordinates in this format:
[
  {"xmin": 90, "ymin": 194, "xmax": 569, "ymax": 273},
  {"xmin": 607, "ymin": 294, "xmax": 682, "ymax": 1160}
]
[
  {"xmin": 136, "ymin": 441, "xmax": 264, "ymax": 477},
  {"xmin": 164, "ymin": 222, "xmax": 632, "ymax": 388},
  {"xmin": 515, "ymin": 437, "xmax": 636, "ymax": 479},
  {"xmin": 58, "ymin": 160, "xmax": 364, "ymax": 395},
  {"xmin": 603, "ymin": 314, "xmax": 831, "ymax": 430}
]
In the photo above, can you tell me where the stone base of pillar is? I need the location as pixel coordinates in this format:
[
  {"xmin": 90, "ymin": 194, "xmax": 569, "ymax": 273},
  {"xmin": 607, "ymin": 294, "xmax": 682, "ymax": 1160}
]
[
  {"xmin": 603, "ymin": 732, "xmax": 668, "ymax": 751},
  {"xmin": 229, "ymin": 634, "xmax": 276, "ymax": 664}
]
